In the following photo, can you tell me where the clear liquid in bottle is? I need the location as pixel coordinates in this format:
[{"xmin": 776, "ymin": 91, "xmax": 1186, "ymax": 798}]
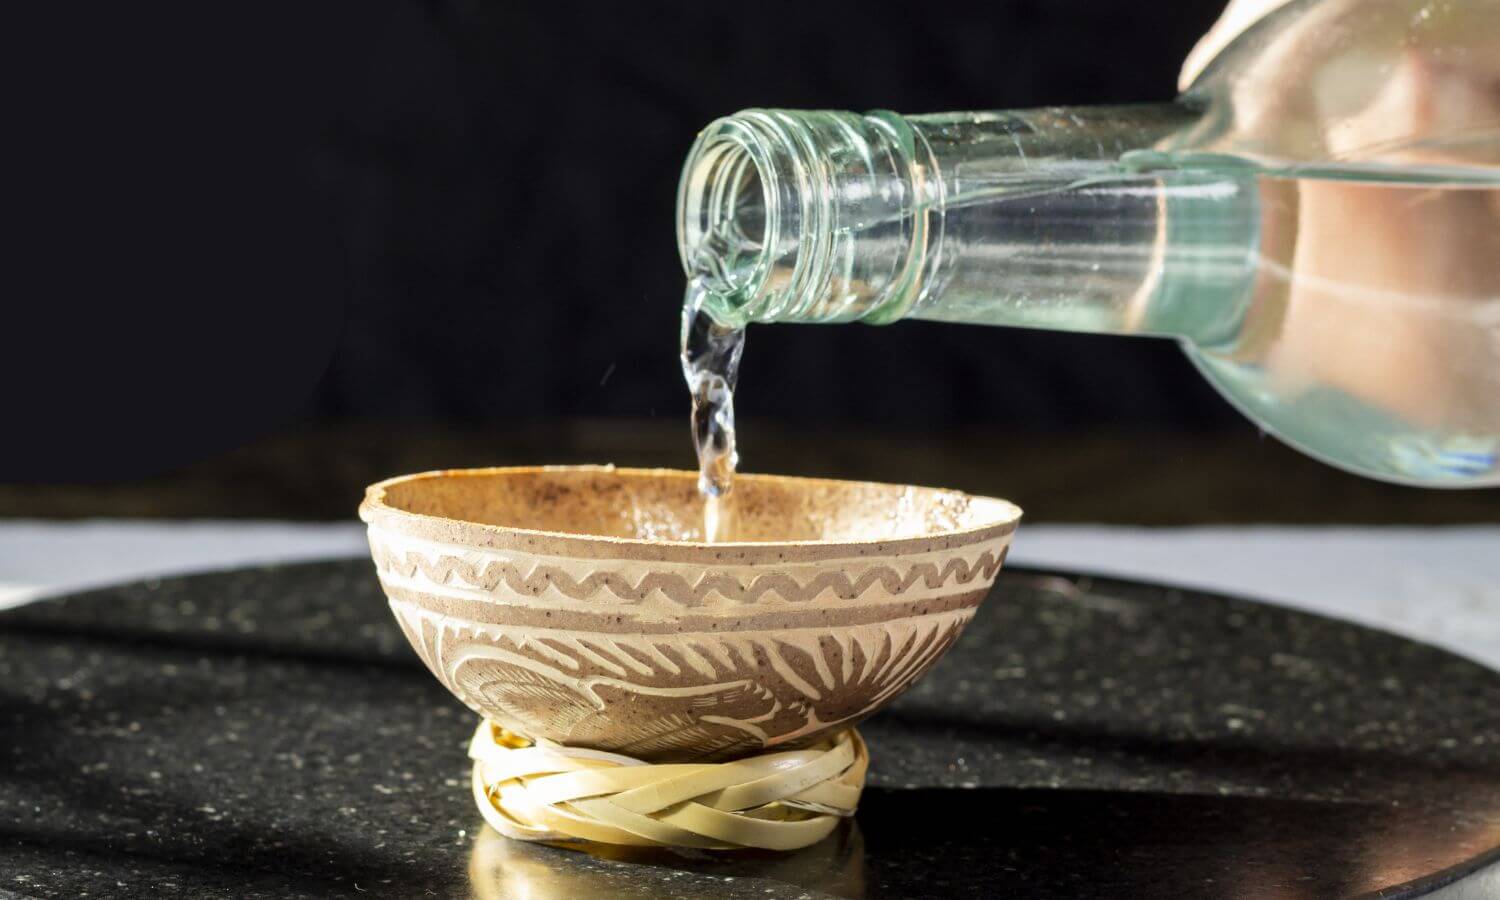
[{"xmin": 1137, "ymin": 156, "xmax": 1500, "ymax": 485}]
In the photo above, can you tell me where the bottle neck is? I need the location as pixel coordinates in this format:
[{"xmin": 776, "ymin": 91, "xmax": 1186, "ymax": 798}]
[
  {"xmin": 677, "ymin": 103, "xmax": 1262, "ymax": 346},
  {"xmin": 676, "ymin": 108, "xmax": 938, "ymax": 328}
]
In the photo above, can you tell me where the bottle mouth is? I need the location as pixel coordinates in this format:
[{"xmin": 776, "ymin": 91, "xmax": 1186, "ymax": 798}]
[
  {"xmin": 676, "ymin": 116, "xmax": 779, "ymax": 325},
  {"xmin": 677, "ymin": 109, "xmax": 933, "ymax": 327}
]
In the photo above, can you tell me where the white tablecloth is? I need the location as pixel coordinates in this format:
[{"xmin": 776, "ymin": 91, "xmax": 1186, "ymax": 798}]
[{"xmin": 2, "ymin": 521, "xmax": 1496, "ymax": 669}]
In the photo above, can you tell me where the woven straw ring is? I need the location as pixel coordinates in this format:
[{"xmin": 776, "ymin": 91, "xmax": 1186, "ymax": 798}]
[{"xmin": 468, "ymin": 719, "xmax": 869, "ymax": 851}]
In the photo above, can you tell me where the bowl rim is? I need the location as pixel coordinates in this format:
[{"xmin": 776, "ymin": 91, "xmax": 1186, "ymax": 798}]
[{"xmin": 359, "ymin": 465, "xmax": 1021, "ymax": 561}]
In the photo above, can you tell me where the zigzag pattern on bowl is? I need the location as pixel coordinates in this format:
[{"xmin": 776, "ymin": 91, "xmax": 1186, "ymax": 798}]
[{"xmin": 369, "ymin": 538, "xmax": 1009, "ymax": 608}]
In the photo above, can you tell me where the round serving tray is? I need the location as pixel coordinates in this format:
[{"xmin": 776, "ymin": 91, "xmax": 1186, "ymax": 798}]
[{"xmin": 2, "ymin": 559, "xmax": 1496, "ymax": 899}]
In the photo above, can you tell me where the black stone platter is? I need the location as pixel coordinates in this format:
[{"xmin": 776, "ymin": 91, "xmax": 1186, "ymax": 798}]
[{"xmin": 2, "ymin": 559, "xmax": 1497, "ymax": 899}]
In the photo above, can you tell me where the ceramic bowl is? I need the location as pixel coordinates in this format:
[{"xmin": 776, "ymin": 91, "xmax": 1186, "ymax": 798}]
[{"xmin": 360, "ymin": 466, "xmax": 1020, "ymax": 762}]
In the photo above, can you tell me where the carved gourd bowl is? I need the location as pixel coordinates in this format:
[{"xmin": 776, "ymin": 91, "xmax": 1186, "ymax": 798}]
[{"xmin": 360, "ymin": 466, "xmax": 1021, "ymax": 762}]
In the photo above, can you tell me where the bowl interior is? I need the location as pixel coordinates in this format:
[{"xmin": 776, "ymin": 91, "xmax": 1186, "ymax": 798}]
[{"xmin": 373, "ymin": 466, "xmax": 1018, "ymax": 545}]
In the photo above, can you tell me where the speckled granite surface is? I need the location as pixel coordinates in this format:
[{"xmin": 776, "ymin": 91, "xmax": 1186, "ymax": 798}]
[{"xmin": 2, "ymin": 560, "xmax": 1497, "ymax": 898}]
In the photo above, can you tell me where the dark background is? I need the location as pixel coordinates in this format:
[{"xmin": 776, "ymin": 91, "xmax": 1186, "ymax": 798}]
[
  {"xmin": 7, "ymin": 0, "xmax": 1491, "ymax": 522},
  {"xmin": 4, "ymin": 0, "xmax": 1234, "ymax": 483}
]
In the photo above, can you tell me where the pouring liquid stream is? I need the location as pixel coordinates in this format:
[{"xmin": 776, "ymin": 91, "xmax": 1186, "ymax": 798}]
[{"xmin": 681, "ymin": 277, "xmax": 746, "ymax": 542}]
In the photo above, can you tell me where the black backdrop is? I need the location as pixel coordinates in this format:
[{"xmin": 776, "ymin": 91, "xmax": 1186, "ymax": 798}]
[{"xmin": 5, "ymin": 1, "xmax": 1237, "ymax": 482}]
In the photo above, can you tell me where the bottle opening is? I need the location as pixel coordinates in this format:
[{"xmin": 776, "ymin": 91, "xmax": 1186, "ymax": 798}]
[
  {"xmin": 677, "ymin": 109, "xmax": 927, "ymax": 326},
  {"xmin": 677, "ymin": 128, "xmax": 772, "ymax": 315}
]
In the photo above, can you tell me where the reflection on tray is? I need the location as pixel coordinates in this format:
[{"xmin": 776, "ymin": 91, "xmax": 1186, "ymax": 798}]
[{"xmin": 468, "ymin": 821, "xmax": 865, "ymax": 899}]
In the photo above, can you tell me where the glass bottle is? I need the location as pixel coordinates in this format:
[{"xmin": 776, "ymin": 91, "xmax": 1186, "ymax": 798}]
[{"xmin": 676, "ymin": 0, "xmax": 1500, "ymax": 487}]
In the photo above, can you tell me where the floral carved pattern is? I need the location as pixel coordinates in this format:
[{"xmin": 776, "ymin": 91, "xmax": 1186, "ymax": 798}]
[{"xmin": 390, "ymin": 601, "xmax": 974, "ymax": 761}]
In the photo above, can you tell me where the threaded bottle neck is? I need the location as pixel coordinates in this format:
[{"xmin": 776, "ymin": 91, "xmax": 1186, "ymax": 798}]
[
  {"xmin": 676, "ymin": 109, "xmax": 937, "ymax": 328},
  {"xmin": 677, "ymin": 104, "xmax": 1259, "ymax": 345}
]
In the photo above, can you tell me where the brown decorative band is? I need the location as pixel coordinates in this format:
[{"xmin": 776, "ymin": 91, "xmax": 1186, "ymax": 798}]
[
  {"xmin": 372, "ymin": 543, "xmax": 1010, "ymax": 608},
  {"xmin": 381, "ymin": 584, "xmax": 991, "ymax": 634},
  {"xmin": 363, "ymin": 504, "xmax": 1018, "ymax": 565}
]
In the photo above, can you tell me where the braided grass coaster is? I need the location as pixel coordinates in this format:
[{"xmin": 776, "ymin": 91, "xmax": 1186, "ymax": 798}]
[{"xmin": 468, "ymin": 719, "xmax": 869, "ymax": 851}]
